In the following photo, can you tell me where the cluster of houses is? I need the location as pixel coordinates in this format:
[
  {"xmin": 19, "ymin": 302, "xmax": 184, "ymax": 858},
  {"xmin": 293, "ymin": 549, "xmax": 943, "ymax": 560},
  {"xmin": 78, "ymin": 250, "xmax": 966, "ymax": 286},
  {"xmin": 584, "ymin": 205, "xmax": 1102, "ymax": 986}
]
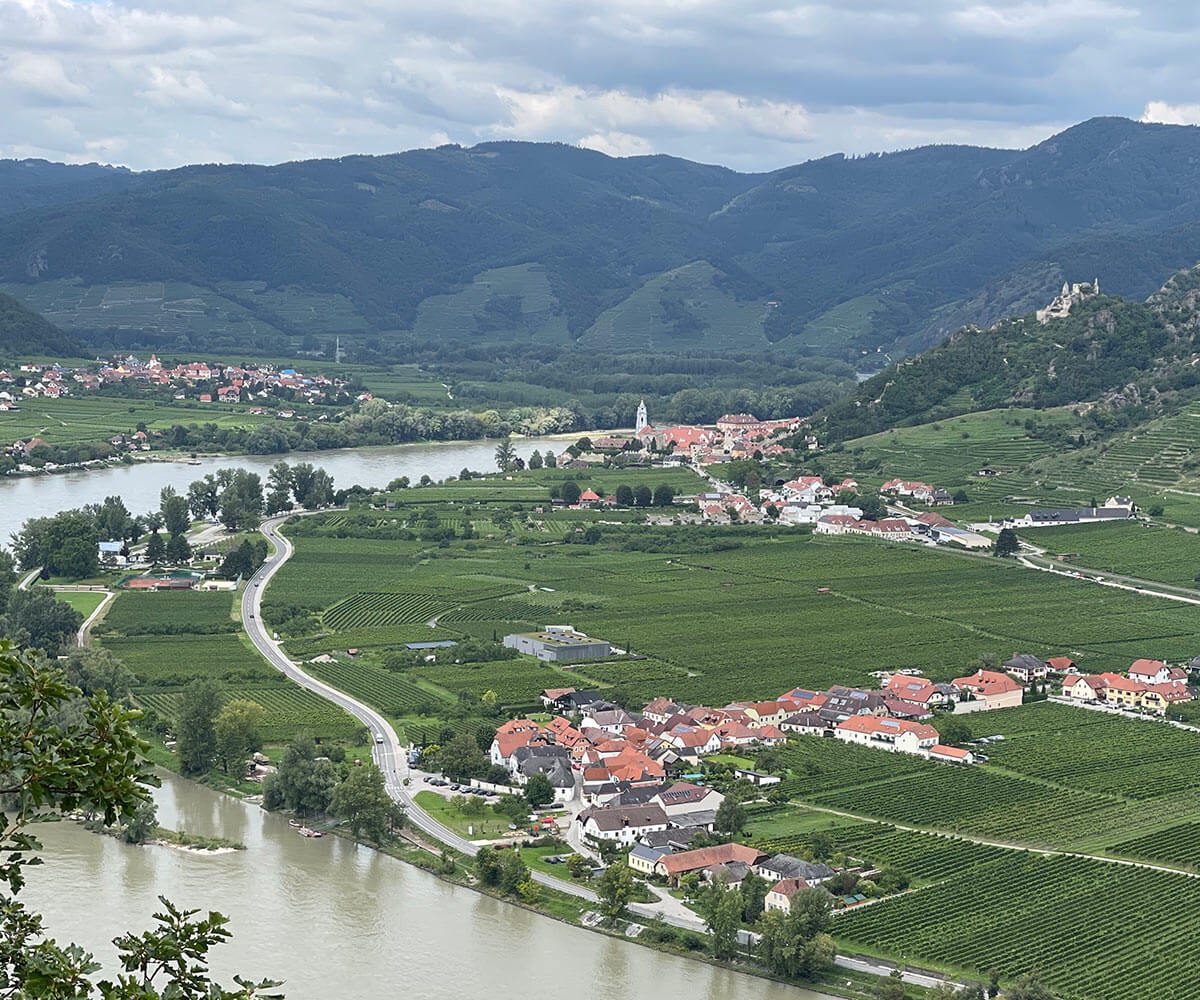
[
  {"xmin": 1057, "ymin": 657, "xmax": 1194, "ymax": 714},
  {"xmin": 815, "ymin": 508, "xmax": 992, "ymax": 549},
  {"xmin": 1, "ymin": 356, "xmax": 359, "ymax": 409},
  {"xmin": 555, "ymin": 402, "xmax": 809, "ymax": 473}
]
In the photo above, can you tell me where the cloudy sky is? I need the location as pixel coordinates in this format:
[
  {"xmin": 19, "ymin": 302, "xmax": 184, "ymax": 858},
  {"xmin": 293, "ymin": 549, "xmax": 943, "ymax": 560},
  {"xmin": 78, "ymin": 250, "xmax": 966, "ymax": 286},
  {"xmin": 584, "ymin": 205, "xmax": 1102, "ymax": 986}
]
[{"xmin": 2, "ymin": 0, "xmax": 1198, "ymax": 172}]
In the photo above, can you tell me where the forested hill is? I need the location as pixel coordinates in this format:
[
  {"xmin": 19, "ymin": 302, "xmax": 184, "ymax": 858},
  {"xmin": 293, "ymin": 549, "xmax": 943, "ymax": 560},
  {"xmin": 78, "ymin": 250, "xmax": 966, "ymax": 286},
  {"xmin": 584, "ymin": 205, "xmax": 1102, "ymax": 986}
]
[
  {"xmin": 0, "ymin": 292, "xmax": 79, "ymax": 357},
  {"xmin": 814, "ymin": 265, "xmax": 1200, "ymax": 442},
  {"xmin": 4, "ymin": 117, "xmax": 1200, "ymax": 361}
]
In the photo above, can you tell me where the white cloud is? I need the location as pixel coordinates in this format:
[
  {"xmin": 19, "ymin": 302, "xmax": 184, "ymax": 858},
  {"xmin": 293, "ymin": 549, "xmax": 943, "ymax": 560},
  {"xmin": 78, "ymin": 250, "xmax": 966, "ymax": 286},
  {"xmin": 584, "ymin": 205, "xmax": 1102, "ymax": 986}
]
[
  {"xmin": 0, "ymin": 0, "xmax": 1190, "ymax": 171},
  {"xmin": 1141, "ymin": 100, "xmax": 1200, "ymax": 126}
]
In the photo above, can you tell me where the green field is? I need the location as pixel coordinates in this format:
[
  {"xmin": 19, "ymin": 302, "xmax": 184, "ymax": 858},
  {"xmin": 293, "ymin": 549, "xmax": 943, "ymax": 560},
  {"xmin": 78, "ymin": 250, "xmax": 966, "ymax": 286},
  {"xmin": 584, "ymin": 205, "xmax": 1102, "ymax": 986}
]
[
  {"xmin": 0, "ymin": 394, "xmax": 271, "ymax": 449},
  {"xmin": 97, "ymin": 589, "xmax": 240, "ymax": 636},
  {"xmin": 50, "ymin": 589, "xmax": 107, "ymax": 618},
  {"xmin": 1017, "ymin": 520, "xmax": 1200, "ymax": 588},
  {"xmin": 271, "ymin": 500, "xmax": 1200, "ymax": 710},
  {"xmin": 136, "ymin": 685, "xmax": 359, "ymax": 743}
]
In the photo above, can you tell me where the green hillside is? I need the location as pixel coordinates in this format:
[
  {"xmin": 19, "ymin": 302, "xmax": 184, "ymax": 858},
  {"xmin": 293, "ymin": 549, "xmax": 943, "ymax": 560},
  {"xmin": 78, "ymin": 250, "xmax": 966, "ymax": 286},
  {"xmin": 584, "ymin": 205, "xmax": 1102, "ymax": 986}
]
[
  {"xmin": 5, "ymin": 118, "xmax": 1200, "ymax": 361},
  {"xmin": 0, "ymin": 291, "xmax": 80, "ymax": 356}
]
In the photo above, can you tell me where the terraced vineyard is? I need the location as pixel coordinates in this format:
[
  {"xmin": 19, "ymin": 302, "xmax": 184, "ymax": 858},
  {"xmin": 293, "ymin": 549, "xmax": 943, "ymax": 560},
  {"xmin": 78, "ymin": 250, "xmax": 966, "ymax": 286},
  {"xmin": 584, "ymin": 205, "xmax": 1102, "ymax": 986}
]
[
  {"xmin": 322, "ymin": 592, "xmax": 460, "ymax": 629},
  {"xmin": 1108, "ymin": 822, "xmax": 1200, "ymax": 869},
  {"xmin": 833, "ymin": 853, "xmax": 1200, "ymax": 1000}
]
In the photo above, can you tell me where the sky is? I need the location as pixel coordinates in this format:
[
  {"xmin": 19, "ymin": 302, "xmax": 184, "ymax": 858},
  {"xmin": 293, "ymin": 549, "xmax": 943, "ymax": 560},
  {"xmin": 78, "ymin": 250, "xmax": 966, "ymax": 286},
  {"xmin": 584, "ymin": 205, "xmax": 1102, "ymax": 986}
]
[{"xmin": 2, "ymin": 0, "xmax": 1199, "ymax": 173}]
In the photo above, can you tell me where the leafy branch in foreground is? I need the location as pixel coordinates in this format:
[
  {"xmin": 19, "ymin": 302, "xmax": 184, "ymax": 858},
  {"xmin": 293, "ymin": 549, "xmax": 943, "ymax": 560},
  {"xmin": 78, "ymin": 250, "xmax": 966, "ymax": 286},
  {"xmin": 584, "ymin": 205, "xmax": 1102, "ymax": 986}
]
[{"xmin": 0, "ymin": 639, "xmax": 282, "ymax": 1000}]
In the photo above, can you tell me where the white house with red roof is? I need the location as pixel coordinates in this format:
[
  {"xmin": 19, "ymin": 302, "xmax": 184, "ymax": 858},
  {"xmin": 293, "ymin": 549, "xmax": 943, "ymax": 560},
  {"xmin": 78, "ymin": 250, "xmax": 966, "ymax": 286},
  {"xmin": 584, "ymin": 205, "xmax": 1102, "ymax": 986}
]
[
  {"xmin": 952, "ymin": 669, "xmax": 1024, "ymax": 711},
  {"xmin": 835, "ymin": 715, "xmax": 939, "ymax": 755},
  {"xmin": 1128, "ymin": 659, "xmax": 1171, "ymax": 685},
  {"xmin": 928, "ymin": 744, "xmax": 974, "ymax": 765}
]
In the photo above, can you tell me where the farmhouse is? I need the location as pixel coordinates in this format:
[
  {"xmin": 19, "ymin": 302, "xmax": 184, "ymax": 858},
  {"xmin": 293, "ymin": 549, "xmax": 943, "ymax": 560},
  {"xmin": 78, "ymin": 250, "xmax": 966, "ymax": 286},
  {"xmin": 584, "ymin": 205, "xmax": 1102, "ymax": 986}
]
[
  {"xmin": 578, "ymin": 803, "xmax": 669, "ymax": 845},
  {"xmin": 651, "ymin": 781, "xmax": 724, "ymax": 817},
  {"xmin": 1003, "ymin": 653, "xmax": 1049, "ymax": 683},
  {"xmin": 503, "ymin": 625, "xmax": 611, "ymax": 662},
  {"xmin": 928, "ymin": 744, "xmax": 975, "ymax": 765},
  {"xmin": 952, "ymin": 669, "xmax": 1024, "ymax": 711},
  {"xmin": 655, "ymin": 842, "xmax": 766, "ymax": 884},
  {"xmin": 756, "ymin": 854, "xmax": 835, "ymax": 885},
  {"xmin": 1062, "ymin": 674, "xmax": 1108, "ymax": 702},
  {"xmin": 1128, "ymin": 659, "xmax": 1170, "ymax": 685},
  {"xmin": 1013, "ymin": 506, "xmax": 1132, "ymax": 527}
]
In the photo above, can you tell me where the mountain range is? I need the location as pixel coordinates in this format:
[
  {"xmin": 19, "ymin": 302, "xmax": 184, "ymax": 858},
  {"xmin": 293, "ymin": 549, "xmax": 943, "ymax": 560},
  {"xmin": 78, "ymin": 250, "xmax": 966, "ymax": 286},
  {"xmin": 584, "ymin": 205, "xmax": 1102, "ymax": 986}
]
[{"xmin": 3, "ymin": 117, "xmax": 1200, "ymax": 363}]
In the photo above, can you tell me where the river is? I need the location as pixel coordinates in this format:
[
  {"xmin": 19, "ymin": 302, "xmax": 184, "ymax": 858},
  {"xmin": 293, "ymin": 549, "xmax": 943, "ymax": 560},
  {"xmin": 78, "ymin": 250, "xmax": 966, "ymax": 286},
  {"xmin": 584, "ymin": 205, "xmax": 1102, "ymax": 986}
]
[
  {"xmin": 11, "ymin": 439, "xmax": 824, "ymax": 1000},
  {"xmin": 0, "ymin": 438, "xmax": 550, "ymax": 544},
  {"xmin": 23, "ymin": 772, "xmax": 824, "ymax": 1000}
]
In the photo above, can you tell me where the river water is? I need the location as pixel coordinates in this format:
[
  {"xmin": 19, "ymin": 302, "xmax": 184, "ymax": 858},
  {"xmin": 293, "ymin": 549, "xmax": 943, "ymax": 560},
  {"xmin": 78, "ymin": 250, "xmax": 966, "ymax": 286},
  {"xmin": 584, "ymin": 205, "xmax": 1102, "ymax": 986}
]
[
  {"xmin": 23, "ymin": 772, "xmax": 823, "ymax": 1000},
  {"xmin": 0, "ymin": 438, "xmax": 549, "ymax": 544},
  {"xmin": 11, "ymin": 440, "xmax": 823, "ymax": 1000}
]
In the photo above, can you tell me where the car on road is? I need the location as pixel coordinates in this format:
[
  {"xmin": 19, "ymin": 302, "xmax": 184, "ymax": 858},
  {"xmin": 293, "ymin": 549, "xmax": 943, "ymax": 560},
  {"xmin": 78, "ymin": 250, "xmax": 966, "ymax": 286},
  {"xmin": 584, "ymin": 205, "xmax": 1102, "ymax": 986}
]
[{"xmin": 375, "ymin": 734, "xmax": 384, "ymax": 745}]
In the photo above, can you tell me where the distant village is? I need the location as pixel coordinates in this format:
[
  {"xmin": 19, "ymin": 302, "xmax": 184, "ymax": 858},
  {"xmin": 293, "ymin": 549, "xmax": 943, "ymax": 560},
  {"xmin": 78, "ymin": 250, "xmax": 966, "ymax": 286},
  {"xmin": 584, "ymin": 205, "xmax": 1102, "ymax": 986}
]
[
  {"xmin": 457, "ymin": 627, "xmax": 1197, "ymax": 910},
  {"xmin": 0, "ymin": 354, "xmax": 361, "ymax": 410}
]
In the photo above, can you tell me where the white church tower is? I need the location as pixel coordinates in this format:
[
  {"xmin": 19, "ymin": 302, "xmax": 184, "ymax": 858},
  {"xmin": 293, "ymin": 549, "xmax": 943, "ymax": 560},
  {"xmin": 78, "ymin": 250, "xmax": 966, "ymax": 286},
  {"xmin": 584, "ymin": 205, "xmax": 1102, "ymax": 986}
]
[{"xmin": 635, "ymin": 399, "xmax": 649, "ymax": 434}]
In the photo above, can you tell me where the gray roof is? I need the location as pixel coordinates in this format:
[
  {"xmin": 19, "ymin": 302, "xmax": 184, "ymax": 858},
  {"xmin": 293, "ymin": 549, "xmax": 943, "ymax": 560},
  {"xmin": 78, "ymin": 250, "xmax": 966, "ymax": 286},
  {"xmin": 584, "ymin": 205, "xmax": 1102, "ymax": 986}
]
[
  {"xmin": 760, "ymin": 854, "xmax": 835, "ymax": 881},
  {"xmin": 610, "ymin": 782, "xmax": 667, "ymax": 806},
  {"xmin": 579, "ymin": 803, "xmax": 668, "ymax": 832},
  {"xmin": 641, "ymin": 828, "xmax": 703, "ymax": 851},
  {"xmin": 629, "ymin": 843, "xmax": 671, "ymax": 864},
  {"xmin": 1004, "ymin": 653, "xmax": 1047, "ymax": 671},
  {"xmin": 668, "ymin": 809, "xmax": 717, "ymax": 830},
  {"xmin": 519, "ymin": 756, "xmax": 574, "ymax": 788}
]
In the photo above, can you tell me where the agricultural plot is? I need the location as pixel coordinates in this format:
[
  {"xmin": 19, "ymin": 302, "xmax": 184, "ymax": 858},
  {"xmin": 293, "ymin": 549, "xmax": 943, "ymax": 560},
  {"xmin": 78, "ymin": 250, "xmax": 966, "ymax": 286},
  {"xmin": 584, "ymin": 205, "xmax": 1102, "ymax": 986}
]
[
  {"xmin": 1108, "ymin": 822, "xmax": 1200, "ymax": 869},
  {"xmin": 1017, "ymin": 521, "xmax": 1200, "ymax": 589},
  {"xmin": 305, "ymin": 660, "xmax": 443, "ymax": 715},
  {"xmin": 51, "ymin": 589, "xmax": 106, "ymax": 618},
  {"xmin": 410, "ymin": 659, "xmax": 569, "ymax": 708},
  {"xmin": 967, "ymin": 702, "xmax": 1200, "ymax": 800},
  {"xmin": 775, "ymin": 736, "xmax": 930, "ymax": 797},
  {"xmin": 833, "ymin": 853, "xmax": 1200, "ymax": 1000},
  {"xmin": 322, "ymin": 592, "xmax": 459, "ymax": 629},
  {"xmin": 101, "ymin": 634, "xmax": 280, "ymax": 687},
  {"xmin": 136, "ymin": 686, "xmax": 357, "ymax": 742},
  {"xmin": 96, "ymin": 589, "xmax": 239, "ymax": 636},
  {"xmin": 275, "ymin": 519, "xmax": 1200, "ymax": 705}
]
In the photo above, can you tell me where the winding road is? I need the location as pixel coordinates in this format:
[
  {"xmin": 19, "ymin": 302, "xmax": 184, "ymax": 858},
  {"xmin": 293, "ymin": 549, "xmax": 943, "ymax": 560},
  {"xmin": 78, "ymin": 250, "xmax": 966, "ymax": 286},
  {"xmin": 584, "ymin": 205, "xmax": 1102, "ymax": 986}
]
[{"xmin": 242, "ymin": 513, "xmax": 955, "ymax": 989}]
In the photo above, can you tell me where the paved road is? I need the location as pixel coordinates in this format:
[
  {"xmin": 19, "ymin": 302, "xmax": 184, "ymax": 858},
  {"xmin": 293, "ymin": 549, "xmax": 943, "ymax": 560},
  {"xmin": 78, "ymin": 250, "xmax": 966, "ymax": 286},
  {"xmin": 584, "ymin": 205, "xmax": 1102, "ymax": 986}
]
[
  {"xmin": 243, "ymin": 515, "xmax": 599, "ymax": 903},
  {"xmin": 243, "ymin": 514, "xmax": 956, "ymax": 988}
]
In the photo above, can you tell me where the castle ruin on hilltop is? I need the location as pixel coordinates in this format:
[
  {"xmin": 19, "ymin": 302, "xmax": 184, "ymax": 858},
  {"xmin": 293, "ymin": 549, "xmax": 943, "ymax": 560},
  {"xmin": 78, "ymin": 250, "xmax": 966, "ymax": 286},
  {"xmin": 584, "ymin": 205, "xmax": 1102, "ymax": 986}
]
[{"xmin": 1036, "ymin": 279, "xmax": 1100, "ymax": 324}]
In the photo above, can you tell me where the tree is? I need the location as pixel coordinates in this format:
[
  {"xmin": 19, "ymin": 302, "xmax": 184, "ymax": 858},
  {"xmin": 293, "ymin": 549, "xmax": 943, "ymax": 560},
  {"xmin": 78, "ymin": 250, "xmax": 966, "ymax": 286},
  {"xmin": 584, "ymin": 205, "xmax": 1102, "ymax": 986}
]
[
  {"xmin": 858, "ymin": 492, "xmax": 886, "ymax": 520},
  {"xmin": 213, "ymin": 698, "xmax": 265, "ymax": 775},
  {"xmin": 218, "ymin": 469, "xmax": 264, "ymax": 531},
  {"xmin": 1, "ymin": 587, "xmax": 83, "ymax": 652},
  {"xmin": 64, "ymin": 645, "xmax": 136, "ymax": 699},
  {"xmin": 542, "ymin": 449, "xmax": 556, "ymax": 467},
  {"xmin": 615, "ymin": 483, "xmax": 635, "ymax": 507},
  {"xmin": 739, "ymin": 870, "xmax": 768, "ymax": 923},
  {"xmin": 0, "ymin": 641, "xmax": 280, "ymax": 999},
  {"xmin": 262, "ymin": 738, "xmax": 337, "ymax": 815},
  {"xmin": 494, "ymin": 437, "xmax": 516, "ymax": 472},
  {"xmin": 634, "ymin": 484, "xmax": 652, "ymax": 507},
  {"xmin": 595, "ymin": 859, "xmax": 636, "ymax": 923},
  {"xmin": 937, "ymin": 715, "xmax": 973, "ymax": 747},
  {"xmin": 177, "ymin": 678, "xmax": 223, "ymax": 775},
  {"xmin": 757, "ymin": 887, "xmax": 836, "ymax": 979},
  {"xmin": 524, "ymin": 771, "xmax": 554, "ymax": 808},
  {"xmin": 144, "ymin": 529, "xmax": 166, "ymax": 564},
  {"xmin": 436, "ymin": 732, "xmax": 488, "ymax": 782},
  {"xmin": 566, "ymin": 853, "xmax": 591, "ymax": 879},
  {"xmin": 527, "ymin": 449, "xmax": 543, "ymax": 470},
  {"xmin": 873, "ymin": 969, "xmax": 907, "ymax": 1000},
  {"xmin": 499, "ymin": 848, "xmax": 529, "ymax": 895},
  {"xmin": 266, "ymin": 462, "xmax": 294, "ymax": 514},
  {"xmin": 708, "ymin": 887, "xmax": 743, "ymax": 960},
  {"xmin": 165, "ymin": 531, "xmax": 193, "ymax": 563},
  {"xmin": 653, "ymin": 483, "xmax": 676, "ymax": 507},
  {"xmin": 160, "ymin": 487, "xmax": 192, "ymax": 538},
  {"xmin": 714, "ymin": 798, "xmax": 747, "ymax": 837},
  {"xmin": 994, "ymin": 527, "xmax": 1020, "ymax": 558},
  {"xmin": 561, "ymin": 480, "xmax": 582, "ymax": 505},
  {"xmin": 330, "ymin": 763, "xmax": 406, "ymax": 842},
  {"xmin": 121, "ymin": 797, "xmax": 160, "ymax": 844}
]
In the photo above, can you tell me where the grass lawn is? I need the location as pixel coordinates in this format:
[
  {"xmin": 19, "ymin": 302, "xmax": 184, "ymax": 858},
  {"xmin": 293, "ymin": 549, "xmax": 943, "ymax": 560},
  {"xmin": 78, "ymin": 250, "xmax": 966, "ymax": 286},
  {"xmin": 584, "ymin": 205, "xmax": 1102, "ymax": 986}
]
[
  {"xmin": 743, "ymin": 805, "xmax": 868, "ymax": 842},
  {"xmin": 412, "ymin": 790, "xmax": 518, "ymax": 838},
  {"xmin": 52, "ymin": 589, "xmax": 107, "ymax": 618},
  {"xmin": 518, "ymin": 843, "xmax": 578, "ymax": 880}
]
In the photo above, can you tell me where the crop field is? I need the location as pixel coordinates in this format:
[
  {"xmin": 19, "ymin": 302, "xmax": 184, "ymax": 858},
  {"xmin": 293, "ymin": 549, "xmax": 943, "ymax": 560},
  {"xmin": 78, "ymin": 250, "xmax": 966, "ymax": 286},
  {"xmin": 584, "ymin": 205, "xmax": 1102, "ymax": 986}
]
[
  {"xmin": 754, "ymin": 822, "xmax": 1011, "ymax": 885},
  {"xmin": 97, "ymin": 589, "xmax": 239, "ymax": 636},
  {"xmin": 322, "ymin": 592, "xmax": 460, "ymax": 629},
  {"xmin": 774, "ymin": 736, "xmax": 930, "ymax": 796},
  {"xmin": 135, "ymin": 686, "xmax": 358, "ymax": 742},
  {"xmin": 409, "ymin": 659, "xmax": 571, "ymax": 708},
  {"xmin": 1108, "ymin": 822, "xmax": 1200, "ymax": 869},
  {"xmin": 274, "ymin": 515, "xmax": 1200, "ymax": 706},
  {"xmin": 102, "ymin": 634, "xmax": 280, "ymax": 687},
  {"xmin": 0, "ymin": 394, "xmax": 271, "ymax": 449},
  {"xmin": 305, "ymin": 660, "xmax": 446, "ymax": 715},
  {"xmin": 833, "ymin": 853, "xmax": 1200, "ymax": 1000},
  {"xmin": 1017, "ymin": 521, "xmax": 1200, "ymax": 588},
  {"xmin": 966, "ymin": 702, "xmax": 1200, "ymax": 800}
]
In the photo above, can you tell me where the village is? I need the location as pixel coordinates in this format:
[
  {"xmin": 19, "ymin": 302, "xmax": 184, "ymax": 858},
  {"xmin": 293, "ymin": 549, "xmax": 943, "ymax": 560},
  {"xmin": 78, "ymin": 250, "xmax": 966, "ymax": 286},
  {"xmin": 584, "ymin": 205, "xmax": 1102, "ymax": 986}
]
[
  {"xmin": 411, "ymin": 625, "xmax": 1198, "ymax": 919},
  {"xmin": 0, "ymin": 354, "xmax": 359, "ymax": 408}
]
